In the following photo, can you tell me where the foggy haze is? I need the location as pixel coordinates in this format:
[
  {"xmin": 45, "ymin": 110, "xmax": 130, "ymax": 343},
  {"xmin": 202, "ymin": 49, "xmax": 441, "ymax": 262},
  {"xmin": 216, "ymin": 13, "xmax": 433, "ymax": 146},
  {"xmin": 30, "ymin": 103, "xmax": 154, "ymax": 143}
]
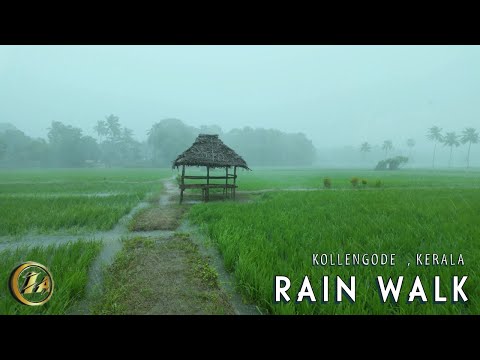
[{"xmin": 1, "ymin": 45, "xmax": 480, "ymax": 150}]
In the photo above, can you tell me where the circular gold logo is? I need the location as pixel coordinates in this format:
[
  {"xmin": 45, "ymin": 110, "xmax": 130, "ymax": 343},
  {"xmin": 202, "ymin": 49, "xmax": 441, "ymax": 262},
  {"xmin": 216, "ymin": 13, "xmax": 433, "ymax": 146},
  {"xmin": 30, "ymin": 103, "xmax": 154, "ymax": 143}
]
[{"xmin": 9, "ymin": 262, "xmax": 54, "ymax": 306}]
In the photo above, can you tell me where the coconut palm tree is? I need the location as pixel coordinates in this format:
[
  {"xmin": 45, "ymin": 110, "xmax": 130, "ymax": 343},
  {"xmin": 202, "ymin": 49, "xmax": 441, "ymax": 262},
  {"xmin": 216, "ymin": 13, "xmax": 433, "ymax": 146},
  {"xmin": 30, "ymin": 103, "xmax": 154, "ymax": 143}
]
[
  {"xmin": 382, "ymin": 140, "xmax": 393, "ymax": 160},
  {"xmin": 443, "ymin": 132, "xmax": 460, "ymax": 168},
  {"xmin": 360, "ymin": 142, "xmax": 372, "ymax": 160},
  {"xmin": 94, "ymin": 120, "xmax": 108, "ymax": 143},
  {"xmin": 460, "ymin": 127, "xmax": 479, "ymax": 168},
  {"xmin": 105, "ymin": 114, "xmax": 121, "ymax": 141},
  {"xmin": 427, "ymin": 126, "xmax": 443, "ymax": 168},
  {"xmin": 406, "ymin": 138, "xmax": 415, "ymax": 163}
]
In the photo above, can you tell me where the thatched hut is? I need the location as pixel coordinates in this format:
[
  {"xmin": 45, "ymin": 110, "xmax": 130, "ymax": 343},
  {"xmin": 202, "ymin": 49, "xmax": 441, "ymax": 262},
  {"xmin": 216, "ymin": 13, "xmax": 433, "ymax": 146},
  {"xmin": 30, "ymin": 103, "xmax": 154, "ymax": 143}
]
[{"xmin": 172, "ymin": 134, "xmax": 250, "ymax": 203}]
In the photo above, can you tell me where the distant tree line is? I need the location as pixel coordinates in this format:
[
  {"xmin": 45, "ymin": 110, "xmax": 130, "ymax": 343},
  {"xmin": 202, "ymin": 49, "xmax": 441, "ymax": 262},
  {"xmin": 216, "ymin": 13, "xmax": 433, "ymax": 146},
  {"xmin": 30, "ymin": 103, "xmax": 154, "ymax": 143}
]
[
  {"xmin": 147, "ymin": 118, "xmax": 316, "ymax": 167},
  {"xmin": 0, "ymin": 117, "xmax": 317, "ymax": 168},
  {"xmin": 0, "ymin": 125, "xmax": 50, "ymax": 167},
  {"xmin": 0, "ymin": 117, "xmax": 144, "ymax": 168},
  {"xmin": 223, "ymin": 127, "xmax": 316, "ymax": 166},
  {"xmin": 358, "ymin": 126, "xmax": 479, "ymax": 169}
]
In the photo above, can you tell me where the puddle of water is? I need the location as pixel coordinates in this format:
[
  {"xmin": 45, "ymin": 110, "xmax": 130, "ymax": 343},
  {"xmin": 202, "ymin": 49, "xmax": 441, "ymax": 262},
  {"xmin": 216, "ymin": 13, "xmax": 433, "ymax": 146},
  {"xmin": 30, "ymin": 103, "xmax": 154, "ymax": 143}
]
[
  {"xmin": 2, "ymin": 192, "xmax": 121, "ymax": 198},
  {"xmin": 0, "ymin": 235, "xmax": 87, "ymax": 251},
  {"xmin": 159, "ymin": 178, "xmax": 178, "ymax": 206}
]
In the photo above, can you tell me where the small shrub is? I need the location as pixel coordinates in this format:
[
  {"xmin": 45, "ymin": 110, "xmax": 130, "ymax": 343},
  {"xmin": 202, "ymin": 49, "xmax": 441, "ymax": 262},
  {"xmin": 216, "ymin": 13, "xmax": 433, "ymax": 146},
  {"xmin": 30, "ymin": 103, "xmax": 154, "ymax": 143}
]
[
  {"xmin": 323, "ymin": 177, "xmax": 332, "ymax": 189},
  {"xmin": 375, "ymin": 156, "xmax": 408, "ymax": 170},
  {"xmin": 361, "ymin": 179, "xmax": 367, "ymax": 186},
  {"xmin": 350, "ymin": 177, "xmax": 359, "ymax": 187},
  {"xmin": 375, "ymin": 160, "xmax": 388, "ymax": 170},
  {"xmin": 389, "ymin": 156, "xmax": 409, "ymax": 170},
  {"xmin": 375, "ymin": 179, "xmax": 383, "ymax": 188}
]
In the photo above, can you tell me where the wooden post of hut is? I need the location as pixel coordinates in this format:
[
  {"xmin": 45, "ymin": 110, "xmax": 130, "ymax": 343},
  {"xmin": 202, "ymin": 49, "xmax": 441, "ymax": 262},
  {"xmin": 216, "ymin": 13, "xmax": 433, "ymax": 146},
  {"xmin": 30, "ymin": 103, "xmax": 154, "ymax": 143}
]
[
  {"xmin": 224, "ymin": 167, "xmax": 228, "ymax": 199},
  {"xmin": 172, "ymin": 134, "xmax": 250, "ymax": 204},
  {"xmin": 206, "ymin": 166, "xmax": 210, "ymax": 202},
  {"xmin": 180, "ymin": 165, "xmax": 185, "ymax": 204},
  {"xmin": 233, "ymin": 166, "xmax": 237, "ymax": 200}
]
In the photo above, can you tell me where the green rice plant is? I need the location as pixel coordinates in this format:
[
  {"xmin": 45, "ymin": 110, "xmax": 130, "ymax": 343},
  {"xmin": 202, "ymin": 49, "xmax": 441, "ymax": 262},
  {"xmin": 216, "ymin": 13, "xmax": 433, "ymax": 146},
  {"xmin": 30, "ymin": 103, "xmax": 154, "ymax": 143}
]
[
  {"xmin": 0, "ymin": 168, "xmax": 173, "ymax": 195},
  {"xmin": 0, "ymin": 195, "xmax": 141, "ymax": 236},
  {"xmin": 189, "ymin": 188, "xmax": 480, "ymax": 315},
  {"xmin": 0, "ymin": 240, "xmax": 102, "ymax": 315},
  {"xmin": 231, "ymin": 168, "xmax": 480, "ymax": 191},
  {"xmin": 0, "ymin": 168, "xmax": 172, "ymax": 236}
]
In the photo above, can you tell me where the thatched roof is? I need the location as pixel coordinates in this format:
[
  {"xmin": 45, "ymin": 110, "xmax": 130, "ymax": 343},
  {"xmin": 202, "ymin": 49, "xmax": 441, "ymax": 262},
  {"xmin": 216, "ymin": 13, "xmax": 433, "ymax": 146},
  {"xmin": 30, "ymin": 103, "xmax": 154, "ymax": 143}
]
[{"xmin": 172, "ymin": 134, "xmax": 250, "ymax": 169}]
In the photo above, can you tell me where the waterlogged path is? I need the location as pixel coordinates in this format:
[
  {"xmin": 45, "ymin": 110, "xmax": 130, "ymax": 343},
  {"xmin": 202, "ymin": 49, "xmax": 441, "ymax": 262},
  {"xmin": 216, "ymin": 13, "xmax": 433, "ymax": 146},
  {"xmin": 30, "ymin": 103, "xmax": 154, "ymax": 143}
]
[
  {"xmin": 2, "ymin": 177, "xmax": 259, "ymax": 315},
  {"xmin": 0, "ymin": 201, "xmax": 174, "ymax": 251},
  {"xmin": 0, "ymin": 178, "xmax": 183, "ymax": 250},
  {"xmin": 70, "ymin": 178, "xmax": 177, "ymax": 314}
]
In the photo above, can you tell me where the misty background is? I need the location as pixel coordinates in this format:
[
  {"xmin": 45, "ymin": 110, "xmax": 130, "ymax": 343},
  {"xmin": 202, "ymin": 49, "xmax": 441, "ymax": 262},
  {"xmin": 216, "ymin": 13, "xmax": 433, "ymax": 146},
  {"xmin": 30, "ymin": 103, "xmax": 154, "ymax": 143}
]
[{"xmin": 1, "ymin": 45, "xmax": 479, "ymax": 168}]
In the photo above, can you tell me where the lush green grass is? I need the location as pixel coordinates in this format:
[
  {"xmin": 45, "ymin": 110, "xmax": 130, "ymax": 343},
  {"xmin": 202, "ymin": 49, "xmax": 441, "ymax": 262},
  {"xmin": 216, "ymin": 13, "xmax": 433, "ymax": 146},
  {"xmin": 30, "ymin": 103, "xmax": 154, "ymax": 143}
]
[
  {"xmin": 0, "ymin": 168, "xmax": 173, "ymax": 236},
  {"xmin": 0, "ymin": 240, "xmax": 102, "ymax": 315},
  {"xmin": 189, "ymin": 185, "xmax": 480, "ymax": 314}
]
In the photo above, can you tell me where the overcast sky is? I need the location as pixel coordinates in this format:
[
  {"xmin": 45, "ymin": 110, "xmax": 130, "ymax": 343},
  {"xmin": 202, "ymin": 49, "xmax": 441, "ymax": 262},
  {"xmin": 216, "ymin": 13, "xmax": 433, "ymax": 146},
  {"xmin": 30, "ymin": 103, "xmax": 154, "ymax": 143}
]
[{"xmin": 1, "ymin": 45, "xmax": 479, "ymax": 148}]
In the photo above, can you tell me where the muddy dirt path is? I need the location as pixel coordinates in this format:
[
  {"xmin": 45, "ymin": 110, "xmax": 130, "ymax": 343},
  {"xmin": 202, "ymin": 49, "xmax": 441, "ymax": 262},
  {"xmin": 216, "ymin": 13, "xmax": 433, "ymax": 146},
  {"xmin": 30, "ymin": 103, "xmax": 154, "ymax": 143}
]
[{"xmin": 142, "ymin": 178, "xmax": 260, "ymax": 315}]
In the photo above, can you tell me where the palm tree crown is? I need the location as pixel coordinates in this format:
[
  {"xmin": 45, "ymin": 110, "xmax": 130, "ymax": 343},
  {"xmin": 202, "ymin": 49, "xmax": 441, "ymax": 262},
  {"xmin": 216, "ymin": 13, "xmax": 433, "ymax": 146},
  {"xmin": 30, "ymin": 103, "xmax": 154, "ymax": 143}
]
[
  {"xmin": 461, "ymin": 127, "xmax": 479, "ymax": 145},
  {"xmin": 360, "ymin": 142, "xmax": 372, "ymax": 153},
  {"xmin": 461, "ymin": 127, "xmax": 479, "ymax": 168},
  {"xmin": 406, "ymin": 138, "xmax": 416, "ymax": 165},
  {"xmin": 94, "ymin": 120, "xmax": 108, "ymax": 142},
  {"xmin": 443, "ymin": 132, "xmax": 460, "ymax": 167},
  {"xmin": 427, "ymin": 125, "xmax": 443, "ymax": 168},
  {"xmin": 427, "ymin": 126, "xmax": 443, "ymax": 142},
  {"xmin": 443, "ymin": 132, "xmax": 460, "ymax": 148},
  {"xmin": 381, "ymin": 140, "xmax": 393, "ymax": 160},
  {"xmin": 382, "ymin": 140, "xmax": 393, "ymax": 151}
]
